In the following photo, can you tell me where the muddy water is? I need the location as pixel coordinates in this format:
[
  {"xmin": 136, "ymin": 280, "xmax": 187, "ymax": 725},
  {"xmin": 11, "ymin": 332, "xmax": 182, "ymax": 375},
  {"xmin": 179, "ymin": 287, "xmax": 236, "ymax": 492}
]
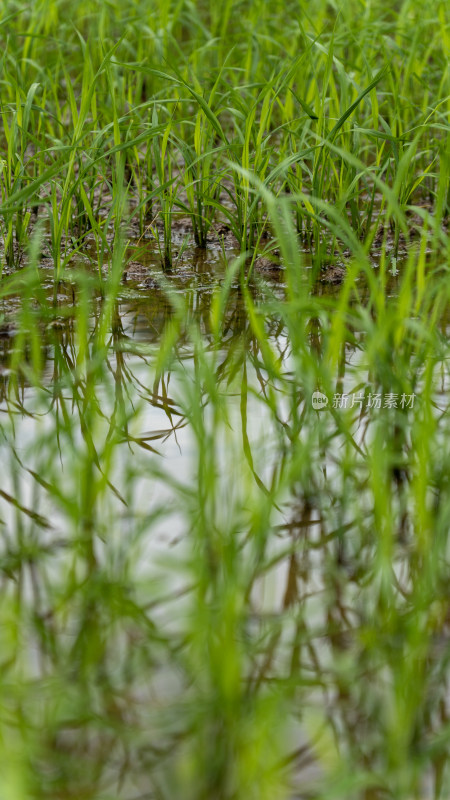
[
  {"xmin": 0, "ymin": 245, "xmax": 440, "ymax": 633},
  {"xmin": 0, "ymin": 247, "xmax": 287, "ymax": 558},
  {"xmin": 0, "ymin": 245, "xmax": 448, "ymax": 799}
]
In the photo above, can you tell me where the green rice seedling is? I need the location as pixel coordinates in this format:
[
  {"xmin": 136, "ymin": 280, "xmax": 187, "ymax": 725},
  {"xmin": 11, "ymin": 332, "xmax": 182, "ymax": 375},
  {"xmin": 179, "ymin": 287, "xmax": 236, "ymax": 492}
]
[
  {"xmin": 177, "ymin": 117, "xmax": 223, "ymax": 248},
  {"xmin": 126, "ymin": 119, "xmax": 154, "ymax": 237},
  {"xmin": 311, "ymin": 61, "xmax": 388, "ymax": 263},
  {"xmin": 151, "ymin": 106, "xmax": 181, "ymax": 270},
  {"xmin": 0, "ymin": 74, "xmax": 43, "ymax": 268},
  {"xmin": 231, "ymin": 85, "xmax": 276, "ymax": 254}
]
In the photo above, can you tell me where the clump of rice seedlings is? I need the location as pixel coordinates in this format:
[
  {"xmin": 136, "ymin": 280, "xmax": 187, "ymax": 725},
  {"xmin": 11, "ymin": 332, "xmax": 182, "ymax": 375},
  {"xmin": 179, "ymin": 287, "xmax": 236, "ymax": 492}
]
[
  {"xmin": 0, "ymin": 73, "xmax": 41, "ymax": 269},
  {"xmin": 178, "ymin": 119, "xmax": 223, "ymax": 248},
  {"xmin": 125, "ymin": 114, "xmax": 155, "ymax": 237},
  {"xmin": 150, "ymin": 106, "xmax": 181, "ymax": 270}
]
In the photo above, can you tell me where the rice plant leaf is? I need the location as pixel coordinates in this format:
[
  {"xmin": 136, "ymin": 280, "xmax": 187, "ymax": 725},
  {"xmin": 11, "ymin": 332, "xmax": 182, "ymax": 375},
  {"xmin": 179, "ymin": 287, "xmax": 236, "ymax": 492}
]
[
  {"xmin": 328, "ymin": 66, "xmax": 389, "ymax": 142},
  {"xmin": 289, "ymin": 88, "xmax": 318, "ymax": 120}
]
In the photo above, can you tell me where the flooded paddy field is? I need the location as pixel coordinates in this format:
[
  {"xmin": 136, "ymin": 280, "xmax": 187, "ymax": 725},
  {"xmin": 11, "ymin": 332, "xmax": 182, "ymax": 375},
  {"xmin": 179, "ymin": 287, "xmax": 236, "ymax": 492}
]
[
  {"xmin": 1, "ymin": 0, "xmax": 449, "ymax": 797},
  {"xmin": 1, "ymin": 236, "xmax": 449, "ymax": 799}
]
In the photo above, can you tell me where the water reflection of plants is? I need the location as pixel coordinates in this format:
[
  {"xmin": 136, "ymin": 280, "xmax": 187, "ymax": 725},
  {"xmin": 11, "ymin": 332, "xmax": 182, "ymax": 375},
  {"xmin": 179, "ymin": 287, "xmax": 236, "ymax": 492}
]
[{"xmin": 1, "ymin": 227, "xmax": 449, "ymax": 797}]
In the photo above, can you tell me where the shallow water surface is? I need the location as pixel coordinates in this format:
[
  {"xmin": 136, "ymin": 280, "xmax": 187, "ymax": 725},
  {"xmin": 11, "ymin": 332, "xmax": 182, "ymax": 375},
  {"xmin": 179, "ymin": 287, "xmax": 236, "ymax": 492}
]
[{"xmin": 0, "ymin": 250, "xmax": 449, "ymax": 800}]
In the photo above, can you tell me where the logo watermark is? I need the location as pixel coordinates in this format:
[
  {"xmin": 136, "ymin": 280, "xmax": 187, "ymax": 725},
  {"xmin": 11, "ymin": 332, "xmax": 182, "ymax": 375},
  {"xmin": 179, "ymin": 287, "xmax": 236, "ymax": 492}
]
[
  {"xmin": 312, "ymin": 391, "xmax": 329, "ymax": 410},
  {"xmin": 312, "ymin": 391, "xmax": 416, "ymax": 410}
]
